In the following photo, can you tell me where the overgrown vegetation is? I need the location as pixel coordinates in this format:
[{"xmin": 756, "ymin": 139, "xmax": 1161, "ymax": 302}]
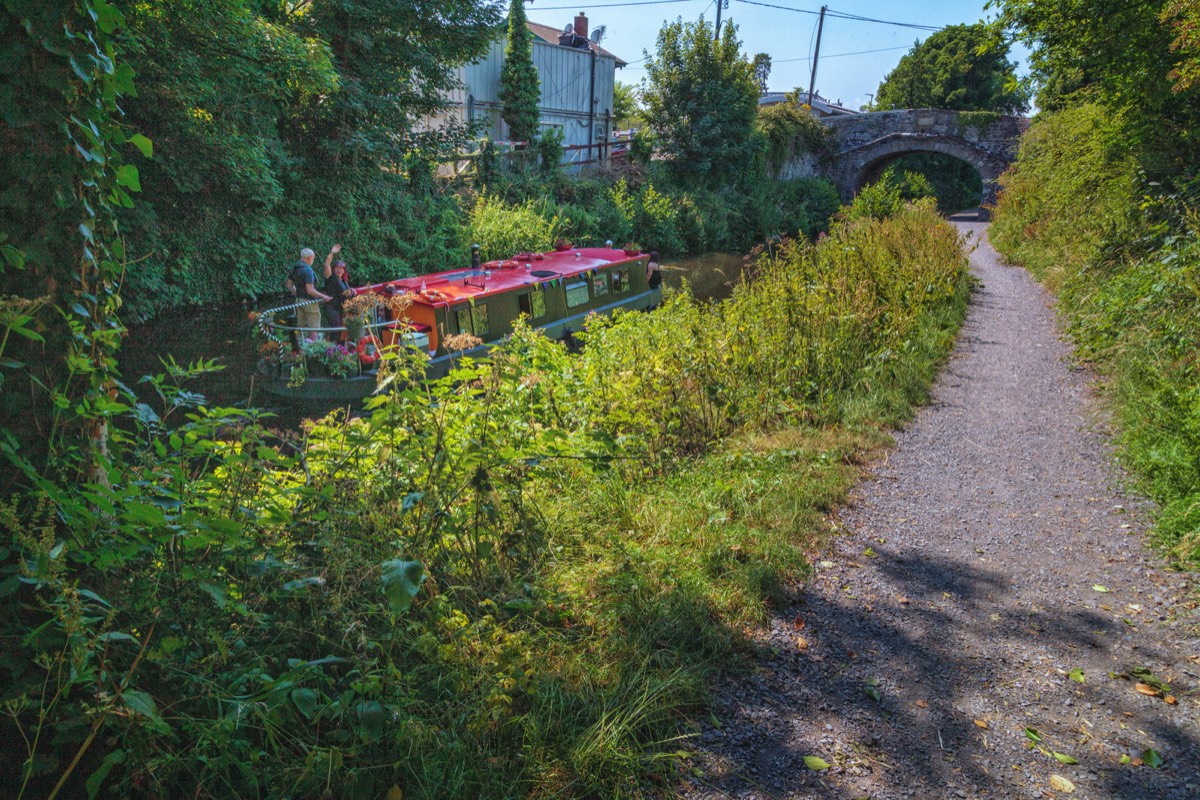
[
  {"xmin": 1, "ymin": 195, "xmax": 969, "ymax": 796},
  {"xmin": 989, "ymin": 0, "xmax": 1200, "ymax": 566},
  {"xmin": 0, "ymin": 2, "xmax": 976, "ymax": 796}
]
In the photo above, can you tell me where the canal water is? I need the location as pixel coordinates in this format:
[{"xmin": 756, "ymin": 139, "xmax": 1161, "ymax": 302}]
[{"xmin": 117, "ymin": 253, "xmax": 750, "ymax": 424}]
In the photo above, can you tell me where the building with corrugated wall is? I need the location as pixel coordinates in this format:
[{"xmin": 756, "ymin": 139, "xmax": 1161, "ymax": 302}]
[{"xmin": 434, "ymin": 12, "xmax": 626, "ymax": 167}]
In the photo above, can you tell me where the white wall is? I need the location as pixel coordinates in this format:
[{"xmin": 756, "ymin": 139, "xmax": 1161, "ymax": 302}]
[{"xmin": 429, "ymin": 35, "xmax": 618, "ymax": 163}]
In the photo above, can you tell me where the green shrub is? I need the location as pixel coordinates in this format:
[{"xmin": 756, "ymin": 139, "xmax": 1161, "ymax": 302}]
[
  {"xmin": 756, "ymin": 102, "xmax": 828, "ymax": 174},
  {"xmin": 465, "ymin": 195, "xmax": 566, "ymax": 260},
  {"xmin": 842, "ymin": 178, "xmax": 904, "ymax": 222},
  {"xmin": 990, "ymin": 102, "xmax": 1139, "ymax": 291}
]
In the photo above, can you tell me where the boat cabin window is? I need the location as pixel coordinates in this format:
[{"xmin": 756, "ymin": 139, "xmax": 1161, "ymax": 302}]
[
  {"xmin": 591, "ymin": 271, "xmax": 609, "ymax": 299},
  {"xmin": 611, "ymin": 269, "xmax": 630, "ymax": 294},
  {"xmin": 518, "ymin": 291, "xmax": 547, "ymax": 320},
  {"xmin": 565, "ymin": 280, "xmax": 590, "ymax": 308},
  {"xmin": 454, "ymin": 303, "xmax": 490, "ymax": 339}
]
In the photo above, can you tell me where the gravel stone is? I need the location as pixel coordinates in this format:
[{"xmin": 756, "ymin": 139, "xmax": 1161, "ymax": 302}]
[{"xmin": 683, "ymin": 222, "xmax": 1198, "ymax": 800}]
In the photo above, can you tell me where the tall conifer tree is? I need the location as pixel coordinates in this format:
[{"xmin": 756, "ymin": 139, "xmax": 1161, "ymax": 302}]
[{"xmin": 499, "ymin": 0, "xmax": 541, "ymax": 144}]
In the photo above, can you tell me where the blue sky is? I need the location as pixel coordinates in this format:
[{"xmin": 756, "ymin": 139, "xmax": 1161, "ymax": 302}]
[{"xmin": 525, "ymin": 0, "xmax": 1027, "ymax": 111}]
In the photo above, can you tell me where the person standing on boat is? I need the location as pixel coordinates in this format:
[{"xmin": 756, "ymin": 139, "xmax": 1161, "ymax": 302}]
[
  {"xmin": 322, "ymin": 243, "xmax": 352, "ymax": 337},
  {"xmin": 645, "ymin": 251, "xmax": 663, "ymax": 290},
  {"xmin": 291, "ymin": 247, "xmax": 331, "ymax": 340}
]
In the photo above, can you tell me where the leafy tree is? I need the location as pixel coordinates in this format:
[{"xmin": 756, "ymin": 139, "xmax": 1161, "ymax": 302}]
[
  {"xmin": 1163, "ymin": 0, "xmax": 1200, "ymax": 93},
  {"xmin": 102, "ymin": 0, "xmax": 499, "ymax": 318},
  {"xmin": 988, "ymin": 0, "xmax": 1200, "ymax": 169},
  {"xmin": 295, "ymin": 0, "xmax": 501, "ymax": 166},
  {"xmin": 613, "ymin": 81, "xmax": 641, "ymax": 129},
  {"xmin": 874, "ymin": 23, "xmax": 1028, "ymax": 113},
  {"xmin": 752, "ymin": 52, "xmax": 772, "ymax": 93},
  {"xmin": 499, "ymin": 0, "xmax": 541, "ymax": 144},
  {"xmin": 642, "ymin": 17, "xmax": 760, "ymax": 187},
  {"xmin": 989, "ymin": 0, "xmax": 1165, "ymax": 110}
]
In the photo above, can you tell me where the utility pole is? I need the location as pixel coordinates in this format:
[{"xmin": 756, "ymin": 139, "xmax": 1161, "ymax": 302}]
[
  {"xmin": 714, "ymin": 0, "xmax": 726, "ymax": 42},
  {"xmin": 807, "ymin": 5, "xmax": 827, "ymax": 107}
]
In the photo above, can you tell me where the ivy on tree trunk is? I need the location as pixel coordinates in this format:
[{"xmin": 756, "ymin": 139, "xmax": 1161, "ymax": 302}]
[
  {"xmin": 498, "ymin": 0, "xmax": 540, "ymax": 145},
  {"xmin": 0, "ymin": 0, "xmax": 142, "ymax": 483}
]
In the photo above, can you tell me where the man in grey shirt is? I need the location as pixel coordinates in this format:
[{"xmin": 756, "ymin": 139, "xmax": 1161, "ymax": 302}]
[{"xmin": 291, "ymin": 248, "xmax": 331, "ymax": 340}]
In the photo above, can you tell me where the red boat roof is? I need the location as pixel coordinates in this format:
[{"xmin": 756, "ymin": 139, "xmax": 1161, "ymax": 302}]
[{"xmin": 371, "ymin": 247, "xmax": 645, "ymax": 307}]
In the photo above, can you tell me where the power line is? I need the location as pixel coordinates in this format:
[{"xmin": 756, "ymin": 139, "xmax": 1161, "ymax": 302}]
[
  {"xmin": 825, "ymin": 9, "xmax": 941, "ymax": 32},
  {"xmin": 774, "ymin": 44, "xmax": 911, "ymax": 64},
  {"xmin": 735, "ymin": 0, "xmax": 942, "ymax": 32}
]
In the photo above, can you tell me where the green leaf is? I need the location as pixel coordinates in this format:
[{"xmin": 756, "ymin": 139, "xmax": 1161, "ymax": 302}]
[
  {"xmin": 91, "ymin": 0, "xmax": 123, "ymax": 35},
  {"xmin": 123, "ymin": 689, "xmax": 170, "ymax": 732},
  {"xmin": 381, "ymin": 559, "xmax": 425, "ymax": 614},
  {"xmin": 1119, "ymin": 753, "xmax": 1131, "ymax": 765},
  {"xmin": 198, "ymin": 582, "xmax": 228, "ymax": 608},
  {"xmin": 116, "ymin": 164, "xmax": 140, "ymax": 192},
  {"xmin": 86, "ymin": 748, "xmax": 126, "ymax": 799},
  {"xmin": 1069, "ymin": 668, "xmax": 1085, "ymax": 684},
  {"xmin": 356, "ymin": 699, "xmax": 385, "ymax": 742},
  {"xmin": 1092, "ymin": 584, "xmax": 1110, "ymax": 593},
  {"xmin": 1052, "ymin": 751, "xmax": 1078, "ymax": 765},
  {"xmin": 1140, "ymin": 748, "xmax": 1164, "ymax": 768},
  {"xmin": 97, "ymin": 631, "xmax": 138, "ymax": 645},
  {"xmin": 291, "ymin": 687, "xmax": 320, "ymax": 720},
  {"xmin": 129, "ymin": 134, "xmax": 153, "ymax": 158},
  {"xmin": 1024, "ymin": 727, "xmax": 1043, "ymax": 743},
  {"xmin": 803, "ymin": 756, "xmax": 830, "ymax": 771}
]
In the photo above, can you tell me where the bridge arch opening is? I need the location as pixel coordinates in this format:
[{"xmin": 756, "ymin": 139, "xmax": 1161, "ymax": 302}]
[
  {"xmin": 842, "ymin": 134, "xmax": 1007, "ymax": 213},
  {"xmin": 858, "ymin": 151, "xmax": 984, "ymax": 215}
]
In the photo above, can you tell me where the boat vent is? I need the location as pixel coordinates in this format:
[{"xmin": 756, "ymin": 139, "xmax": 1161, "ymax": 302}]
[{"xmin": 531, "ymin": 270, "xmax": 558, "ymax": 278}]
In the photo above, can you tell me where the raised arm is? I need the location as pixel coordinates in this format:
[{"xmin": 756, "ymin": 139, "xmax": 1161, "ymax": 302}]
[{"xmin": 323, "ymin": 243, "xmax": 342, "ymax": 278}]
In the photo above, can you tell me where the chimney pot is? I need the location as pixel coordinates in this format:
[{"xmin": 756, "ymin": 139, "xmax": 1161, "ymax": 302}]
[{"xmin": 573, "ymin": 12, "xmax": 588, "ymax": 41}]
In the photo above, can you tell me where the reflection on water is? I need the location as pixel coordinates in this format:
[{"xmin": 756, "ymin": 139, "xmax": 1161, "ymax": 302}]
[
  {"xmin": 118, "ymin": 253, "xmax": 747, "ymax": 426},
  {"xmin": 662, "ymin": 251, "xmax": 747, "ymax": 302}
]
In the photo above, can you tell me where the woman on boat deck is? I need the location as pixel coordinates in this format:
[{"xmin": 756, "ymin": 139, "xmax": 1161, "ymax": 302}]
[
  {"xmin": 645, "ymin": 251, "xmax": 663, "ymax": 290},
  {"xmin": 322, "ymin": 243, "xmax": 353, "ymax": 337}
]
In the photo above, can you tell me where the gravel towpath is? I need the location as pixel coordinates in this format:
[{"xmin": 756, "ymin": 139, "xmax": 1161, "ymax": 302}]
[{"xmin": 683, "ymin": 221, "xmax": 1198, "ymax": 800}]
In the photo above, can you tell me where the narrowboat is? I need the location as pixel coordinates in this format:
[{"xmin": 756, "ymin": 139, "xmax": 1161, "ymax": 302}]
[{"xmin": 255, "ymin": 244, "xmax": 661, "ymax": 402}]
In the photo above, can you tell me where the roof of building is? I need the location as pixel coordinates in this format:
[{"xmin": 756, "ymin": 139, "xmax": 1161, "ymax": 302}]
[
  {"xmin": 758, "ymin": 91, "xmax": 859, "ymax": 116},
  {"xmin": 527, "ymin": 20, "xmax": 628, "ymax": 67}
]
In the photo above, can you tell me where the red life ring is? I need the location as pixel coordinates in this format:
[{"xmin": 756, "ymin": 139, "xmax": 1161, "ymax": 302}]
[
  {"xmin": 419, "ymin": 289, "xmax": 447, "ymax": 303},
  {"xmin": 498, "ymin": 260, "xmax": 521, "ymax": 270},
  {"xmin": 356, "ymin": 334, "xmax": 383, "ymax": 366}
]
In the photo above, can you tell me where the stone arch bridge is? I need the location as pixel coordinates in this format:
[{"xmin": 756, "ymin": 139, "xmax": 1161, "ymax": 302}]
[{"xmin": 780, "ymin": 109, "xmax": 1029, "ymax": 208}]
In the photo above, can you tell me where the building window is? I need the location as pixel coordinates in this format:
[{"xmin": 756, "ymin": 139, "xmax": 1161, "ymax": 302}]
[
  {"xmin": 467, "ymin": 95, "xmax": 475, "ymax": 124},
  {"xmin": 592, "ymin": 271, "xmax": 609, "ymax": 299}
]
